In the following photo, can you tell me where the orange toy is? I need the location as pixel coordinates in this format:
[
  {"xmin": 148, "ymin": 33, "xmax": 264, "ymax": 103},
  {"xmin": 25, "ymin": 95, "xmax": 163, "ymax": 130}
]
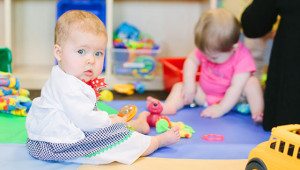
[{"xmin": 117, "ymin": 104, "xmax": 137, "ymax": 122}]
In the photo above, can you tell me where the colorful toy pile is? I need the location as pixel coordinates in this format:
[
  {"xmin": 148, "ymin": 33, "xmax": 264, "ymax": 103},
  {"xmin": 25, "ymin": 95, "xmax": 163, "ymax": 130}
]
[
  {"xmin": 146, "ymin": 99, "xmax": 195, "ymax": 138},
  {"xmin": 113, "ymin": 22, "xmax": 159, "ymax": 79},
  {"xmin": 0, "ymin": 71, "xmax": 31, "ymax": 116},
  {"xmin": 156, "ymin": 119, "xmax": 195, "ymax": 138},
  {"xmin": 113, "ymin": 22, "xmax": 159, "ymax": 50}
]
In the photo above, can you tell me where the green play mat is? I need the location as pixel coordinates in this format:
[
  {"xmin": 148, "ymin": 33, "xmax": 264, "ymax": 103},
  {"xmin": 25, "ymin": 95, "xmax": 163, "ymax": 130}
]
[{"xmin": 0, "ymin": 101, "xmax": 118, "ymax": 144}]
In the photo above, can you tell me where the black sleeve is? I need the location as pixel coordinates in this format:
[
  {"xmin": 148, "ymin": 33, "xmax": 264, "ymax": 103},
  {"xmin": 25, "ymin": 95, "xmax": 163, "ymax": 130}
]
[{"xmin": 241, "ymin": 0, "xmax": 278, "ymax": 38}]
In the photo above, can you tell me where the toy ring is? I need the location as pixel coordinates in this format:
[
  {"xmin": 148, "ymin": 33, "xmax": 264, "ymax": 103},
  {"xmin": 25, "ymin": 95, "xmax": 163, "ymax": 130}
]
[
  {"xmin": 201, "ymin": 134, "xmax": 224, "ymax": 142},
  {"xmin": 118, "ymin": 104, "xmax": 137, "ymax": 122}
]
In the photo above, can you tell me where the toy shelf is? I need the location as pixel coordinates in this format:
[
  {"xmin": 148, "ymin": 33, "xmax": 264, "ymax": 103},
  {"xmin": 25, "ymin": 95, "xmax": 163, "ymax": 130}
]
[{"xmin": 0, "ymin": 0, "xmax": 210, "ymax": 90}]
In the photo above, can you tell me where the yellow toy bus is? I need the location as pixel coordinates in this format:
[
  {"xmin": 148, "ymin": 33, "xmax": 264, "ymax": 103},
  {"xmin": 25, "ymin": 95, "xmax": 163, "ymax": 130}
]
[{"xmin": 246, "ymin": 124, "xmax": 300, "ymax": 170}]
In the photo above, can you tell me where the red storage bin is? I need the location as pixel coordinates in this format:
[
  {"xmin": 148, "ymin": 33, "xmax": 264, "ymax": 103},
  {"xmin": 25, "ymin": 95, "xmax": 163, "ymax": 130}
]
[{"xmin": 158, "ymin": 57, "xmax": 201, "ymax": 92}]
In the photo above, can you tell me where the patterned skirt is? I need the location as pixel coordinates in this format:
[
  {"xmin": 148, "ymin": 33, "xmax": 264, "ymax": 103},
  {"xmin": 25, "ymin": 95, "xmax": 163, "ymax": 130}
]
[{"xmin": 27, "ymin": 123, "xmax": 132, "ymax": 161}]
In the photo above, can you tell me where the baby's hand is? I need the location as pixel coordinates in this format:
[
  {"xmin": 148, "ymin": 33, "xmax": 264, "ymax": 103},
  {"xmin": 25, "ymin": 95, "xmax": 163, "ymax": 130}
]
[
  {"xmin": 200, "ymin": 104, "xmax": 225, "ymax": 118},
  {"xmin": 110, "ymin": 115, "xmax": 126, "ymax": 124}
]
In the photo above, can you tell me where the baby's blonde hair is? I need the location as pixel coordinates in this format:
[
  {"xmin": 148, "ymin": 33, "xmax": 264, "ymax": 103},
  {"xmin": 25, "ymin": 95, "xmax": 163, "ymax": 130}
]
[
  {"xmin": 55, "ymin": 10, "xmax": 107, "ymax": 46},
  {"xmin": 194, "ymin": 8, "xmax": 240, "ymax": 53}
]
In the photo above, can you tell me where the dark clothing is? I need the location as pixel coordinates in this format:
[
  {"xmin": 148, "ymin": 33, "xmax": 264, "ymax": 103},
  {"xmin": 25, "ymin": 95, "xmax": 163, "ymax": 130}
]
[{"xmin": 241, "ymin": 0, "xmax": 300, "ymax": 131}]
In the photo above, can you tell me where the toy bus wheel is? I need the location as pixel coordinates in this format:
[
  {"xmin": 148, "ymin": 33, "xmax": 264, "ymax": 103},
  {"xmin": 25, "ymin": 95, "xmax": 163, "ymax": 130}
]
[{"xmin": 246, "ymin": 158, "xmax": 267, "ymax": 170}]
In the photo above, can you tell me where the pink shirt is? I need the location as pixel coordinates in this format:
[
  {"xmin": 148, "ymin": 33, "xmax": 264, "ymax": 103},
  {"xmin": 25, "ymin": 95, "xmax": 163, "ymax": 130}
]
[{"xmin": 195, "ymin": 42, "xmax": 256, "ymax": 105}]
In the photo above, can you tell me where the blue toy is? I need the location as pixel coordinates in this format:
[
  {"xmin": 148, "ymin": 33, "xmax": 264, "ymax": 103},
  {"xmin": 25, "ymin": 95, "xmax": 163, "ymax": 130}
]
[
  {"xmin": 234, "ymin": 103, "xmax": 251, "ymax": 115},
  {"xmin": 114, "ymin": 22, "xmax": 140, "ymax": 41},
  {"xmin": 113, "ymin": 22, "xmax": 160, "ymax": 50},
  {"xmin": 133, "ymin": 82, "xmax": 145, "ymax": 94}
]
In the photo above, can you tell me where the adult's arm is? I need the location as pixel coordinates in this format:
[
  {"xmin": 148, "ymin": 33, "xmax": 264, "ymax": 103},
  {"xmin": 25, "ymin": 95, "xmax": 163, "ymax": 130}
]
[{"xmin": 241, "ymin": 0, "xmax": 278, "ymax": 38}]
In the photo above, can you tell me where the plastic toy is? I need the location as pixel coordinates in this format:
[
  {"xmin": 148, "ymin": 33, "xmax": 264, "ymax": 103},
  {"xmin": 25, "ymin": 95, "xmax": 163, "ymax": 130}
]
[
  {"xmin": 117, "ymin": 104, "xmax": 137, "ymax": 122},
  {"xmin": 99, "ymin": 89, "xmax": 113, "ymax": 102},
  {"xmin": 233, "ymin": 103, "xmax": 251, "ymax": 115},
  {"xmin": 0, "ymin": 95, "xmax": 31, "ymax": 116},
  {"xmin": 261, "ymin": 73, "xmax": 267, "ymax": 88},
  {"xmin": 146, "ymin": 99, "xmax": 170, "ymax": 127},
  {"xmin": 113, "ymin": 22, "xmax": 159, "ymax": 50},
  {"xmin": 96, "ymin": 102, "xmax": 137, "ymax": 122},
  {"xmin": 0, "ymin": 71, "xmax": 20, "ymax": 89},
  {"xmin": 113, "ymin": 82, "xmax": 145, "ymax": 95},
  {"xmin": 0, "ymin": 86, "xmax": 29, "ymax": 97},
  {"xmin": 132, "ymin": 56, "xmax": 156, "ymax": 80},
  {"xmin": 156, "ymin": 118, "xmax": 195, "ymax": 138},
  {"xmin": 155, "ymin": 118, "xmax": 171, "ymax": 133},
  {"xmin": 0, "ymin": 47, "xmax": 12, "ymax": 73},
  {"xmin": 201, "ymin": 134, "xmax": 224, "ymax": 142},
  {"xmin": 147, "ymin": 99, "xmax": 163, "ymax": 127},
  {"xmin": 0, "ymin": 71, "xmax": 32, "ymax": 116},
  {"xmin": 114, "ymin": 22, "xmax": 140, "ymax": 42},
  {"xmin": 260, "ymin": 65, "xmax": 268, "ymax": 89},
  {"xmin": 246, "ymin": 124, "xmax": 300, "ymax": 170},
  {"xmin": 133, "ymin": 82, "xmax": 145, "ymax": 94},
  {"xmin": 113, "ymin": 84, "xmax": 135, "ymax": 95}
]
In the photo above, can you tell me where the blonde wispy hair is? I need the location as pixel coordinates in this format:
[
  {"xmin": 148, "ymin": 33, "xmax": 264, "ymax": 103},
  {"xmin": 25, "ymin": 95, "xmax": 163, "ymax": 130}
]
[
  {"xmin": 194, "ymin": 8, "xmax": 240, "ymax": 53},
  {"xmin": 54, "ymin": 10, "xmax": 107, "ymax": 46}
]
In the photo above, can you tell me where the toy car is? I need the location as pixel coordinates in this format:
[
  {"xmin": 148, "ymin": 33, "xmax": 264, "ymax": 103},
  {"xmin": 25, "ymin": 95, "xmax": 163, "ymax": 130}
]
[{"xmin": 246, "ymin": 124, "xmax": 300, "ymax": 170}]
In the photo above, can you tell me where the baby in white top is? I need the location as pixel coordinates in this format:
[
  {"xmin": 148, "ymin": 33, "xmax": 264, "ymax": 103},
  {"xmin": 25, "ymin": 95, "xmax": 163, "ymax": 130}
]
[{"xmin": 26, "ymin": 10, "xmax": 180, "ymax": 165}]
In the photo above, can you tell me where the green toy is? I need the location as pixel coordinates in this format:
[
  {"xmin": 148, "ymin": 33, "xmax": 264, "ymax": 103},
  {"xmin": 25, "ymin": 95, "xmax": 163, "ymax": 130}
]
[
  {"xmin": 156, "ymin": 118, "xmax": 195, "ymax": 138},
  {"xmin": 0, "ymin": 47, "xmax": 12, "ymax": 73},
  {"xmin": 156, "ymin": 119, "xmax": 170, "ymax": 133}
]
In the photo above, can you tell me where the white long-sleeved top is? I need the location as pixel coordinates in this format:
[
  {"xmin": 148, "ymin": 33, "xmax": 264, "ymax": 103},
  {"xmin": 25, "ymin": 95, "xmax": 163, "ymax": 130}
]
[{"xmin": 26, "ymin": 65, "xmax": 112, "ymax": 143}]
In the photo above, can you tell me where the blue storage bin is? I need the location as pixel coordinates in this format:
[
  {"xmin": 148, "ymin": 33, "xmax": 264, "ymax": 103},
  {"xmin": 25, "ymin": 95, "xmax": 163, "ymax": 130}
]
[
  {"xmin": 57, "ymin": 0, "xmax": 106, "ymax": 24},
  {"xmin": 56, "ymin": 0, "xmax": 107, "ymax": 72}
]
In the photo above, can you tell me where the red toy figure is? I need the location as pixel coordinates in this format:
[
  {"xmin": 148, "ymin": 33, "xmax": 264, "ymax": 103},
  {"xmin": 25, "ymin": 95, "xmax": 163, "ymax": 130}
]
[
  {"xmin": 147, "ymin": 99, "xmax": 169, "ymax": 127},
  {"xmin": 84, "ymin": 77, "xmax": 107, "ymax": 98}
]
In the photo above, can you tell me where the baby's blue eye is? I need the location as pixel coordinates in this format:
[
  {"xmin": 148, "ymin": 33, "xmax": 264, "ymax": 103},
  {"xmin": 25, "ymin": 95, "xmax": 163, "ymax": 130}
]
[
  {"xmin": 77, "ymin": 49, "xmax": 85, "ymax": 55},
  {"xmin": 95, "ymin": 51, "xmax": 103, "ymax": 57}
]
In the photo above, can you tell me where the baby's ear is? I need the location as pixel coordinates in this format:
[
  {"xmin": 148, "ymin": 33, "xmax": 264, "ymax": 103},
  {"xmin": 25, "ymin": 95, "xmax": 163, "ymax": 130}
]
[{"xmin": 53, "ymin": 44, "xmax": 62, "ymax": 61}]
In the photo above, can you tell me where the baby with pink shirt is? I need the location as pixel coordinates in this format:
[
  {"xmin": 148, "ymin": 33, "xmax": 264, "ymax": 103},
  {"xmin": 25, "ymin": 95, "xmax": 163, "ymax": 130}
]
[{"xmin": 148, "ymin": 8, "xmax": 264, "ymax": 123}]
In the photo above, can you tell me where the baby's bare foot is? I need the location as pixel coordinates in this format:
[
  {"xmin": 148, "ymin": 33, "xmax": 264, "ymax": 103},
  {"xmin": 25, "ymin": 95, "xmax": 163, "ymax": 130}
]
[
  {"xmin": 135, "ymin": 111, "xmax": 150, "ymax": 134},
  {"xmin": 157, "ymin": 126, "xmax": 180, "ymax": 147},
  {"xmin": 252, "ymin": 112, "xmax": 263, "ymax": 123},
  {"xmin": 146, "ymin": 96, "xmax": 159, "ymax": 106}
]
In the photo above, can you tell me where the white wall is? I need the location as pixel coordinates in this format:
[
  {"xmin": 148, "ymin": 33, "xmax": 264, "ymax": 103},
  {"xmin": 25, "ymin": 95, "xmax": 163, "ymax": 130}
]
[
  {"xmin": 9, "ymin": 0, "xmax": 210, "ymax": 66},
  {"xmin": 113, "ymin": 0, "xmax": 210, "ymax": 57},
  {"xmin": 12, "ymin": 0, "xmax": 56, "ymax": 67},
  {"xmin": 0, "ymin": 1, "xmax": 5, "ymax": 45},
  {"xmin": 222, "ymin": 0, "xmax": 251, "ymax": 20},
  {"xmin": 2, "ymin": 0, "xmax": 210, "ymax": 89}
]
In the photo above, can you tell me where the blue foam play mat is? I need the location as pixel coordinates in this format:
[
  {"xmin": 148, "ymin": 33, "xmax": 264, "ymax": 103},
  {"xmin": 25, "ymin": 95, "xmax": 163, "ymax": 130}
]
[
  {"xmin": 102, "ymin": 101, "xmax": 270, "ymax": 159},
  {"xmin": 0, "ymin": 100, "xmax": 270, "ymax": 169}
]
